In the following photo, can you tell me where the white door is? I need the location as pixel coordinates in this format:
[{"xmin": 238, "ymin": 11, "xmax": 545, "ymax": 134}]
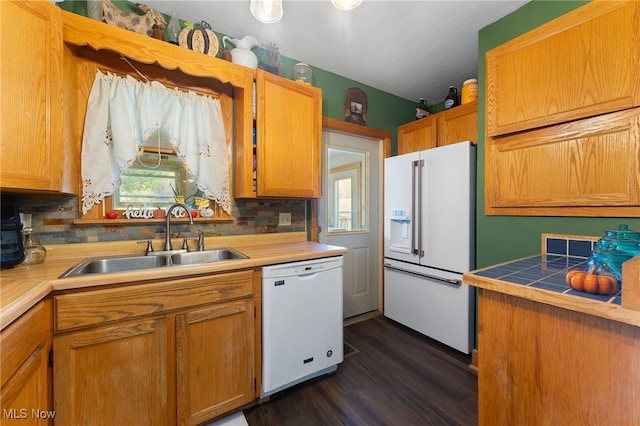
[{"xmin": 319, "ymin": 130, "xmax": 381, "ymax": 319}]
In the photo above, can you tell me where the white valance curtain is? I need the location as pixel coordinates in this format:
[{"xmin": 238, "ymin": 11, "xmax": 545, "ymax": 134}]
[{"xmin": 81, "ymin": 70, "xmax": 231, "ymax": 215}]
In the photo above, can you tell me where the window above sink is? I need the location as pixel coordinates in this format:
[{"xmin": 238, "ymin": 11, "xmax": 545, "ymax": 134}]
[{"xmin": 72, "ymin": 65, "xmax": 237, "ymax": 226}]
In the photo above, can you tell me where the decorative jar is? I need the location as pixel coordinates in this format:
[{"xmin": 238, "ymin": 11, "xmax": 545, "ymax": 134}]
[
  {"xmin": 293, "ymin": 63, "xmax": 312, "ymax": 85},
  {"xmin": 22, "ymin": 228, "xmax": 46, "ymax": 266}
]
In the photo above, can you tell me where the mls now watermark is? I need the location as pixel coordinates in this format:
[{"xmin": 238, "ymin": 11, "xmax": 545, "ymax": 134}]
[{"xmin": 3, "ymin": 408, "xmax": 56, "ymax": 420}]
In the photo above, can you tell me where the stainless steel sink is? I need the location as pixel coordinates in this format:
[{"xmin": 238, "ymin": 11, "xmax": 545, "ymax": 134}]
[
  {"xmin": 170, "ymin": 248, "xmax": 248, "ymax": 266},
  {"xmin": 59, "ymin": 255, "xmax": 169, "ymax": 278},
  {"xmin": 59, "ymin": 248, "xmax": 249, "ymax": 278}
]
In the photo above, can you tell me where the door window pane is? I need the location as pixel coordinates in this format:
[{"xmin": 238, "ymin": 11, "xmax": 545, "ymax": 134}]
[{"xmin": 327, "ymin": 146, "xmax": 369, "ymax": 234}]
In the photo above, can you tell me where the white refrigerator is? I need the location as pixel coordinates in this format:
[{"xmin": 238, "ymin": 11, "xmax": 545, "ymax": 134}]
[{"xmin": 383, "ymin": 141, "xmax": 476, "ymax": 354}]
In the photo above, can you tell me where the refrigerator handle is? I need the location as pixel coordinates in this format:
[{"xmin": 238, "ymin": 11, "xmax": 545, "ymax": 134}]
[
  {"xmin": 413, "ymin": 159, "xmax": 424, "ymax": 257},
  {"xmin": 411, "ymin": 160, "xmax": 418, "ymax": 255},
  {"xmin": 384, "ymin": 263, "xmax": 462, "ymax": 285}
]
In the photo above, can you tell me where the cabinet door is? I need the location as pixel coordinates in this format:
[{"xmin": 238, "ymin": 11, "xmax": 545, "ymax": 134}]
[
  {"xmin": 436, "ymin": 101, "xmax": 477, "ymax": 146},
  {"xmin": 0, "ymin": 0, "xmax": 63, "ymax": 191},
  {"xmin": 255, "ymin": 70, "xmax": 322, "ymax": 198},
  {"xmin": 397, "ymin": 116, "xmax": 437, "ymax": 154},
  {"xmin": 54, "ymin": 317, "xmax": 173, "ymax": 426},
  {"xmin": 485, "ymin": 107, "xmax": 640, "ymax": 217},
  {"xmin": 486, "ymin": 1, "xmax": 640, "ymax": 137},
  {"xmin": 176, "ymin": 300, "xmax": 255, "ymax": 426},
  {"xmin": 1, "ymin": 300, "xmax": 52, "ymax": 425}
]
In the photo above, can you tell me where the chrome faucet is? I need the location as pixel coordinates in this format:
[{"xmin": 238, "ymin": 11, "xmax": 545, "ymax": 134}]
[{"xmin": 163, "ymin": 203, "xmax": 194, "ymax": 252}]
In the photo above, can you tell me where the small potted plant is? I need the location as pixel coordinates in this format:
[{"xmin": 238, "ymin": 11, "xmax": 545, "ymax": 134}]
[{"xmin": 170, "ymin": 184, "xmax": 185, "ymax": 205}]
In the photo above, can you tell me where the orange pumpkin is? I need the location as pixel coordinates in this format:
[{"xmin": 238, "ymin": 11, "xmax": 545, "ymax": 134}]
[{"xmin": 565, "ymin": 269, "xmax": 618, "ymax": 295}]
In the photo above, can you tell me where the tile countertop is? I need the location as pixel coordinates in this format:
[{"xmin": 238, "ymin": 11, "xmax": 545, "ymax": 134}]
[
  {"xmin": 463, "ymin": 254, "xmax": 640, "ymax": 328},
  {"xmin": 0, "ymin": 232, "xmax": 347, "ymax": 331}
]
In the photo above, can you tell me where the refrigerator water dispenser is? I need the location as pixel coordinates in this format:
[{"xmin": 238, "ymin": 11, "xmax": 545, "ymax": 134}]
[{"xmin": 388, "ymin": 210, "xmax": 412, "ymax": 254}]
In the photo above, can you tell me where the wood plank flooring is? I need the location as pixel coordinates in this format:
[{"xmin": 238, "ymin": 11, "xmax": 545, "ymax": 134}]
[{"xmin": 244, "ymin": 315, "xmax": 478, "ymax": 425}]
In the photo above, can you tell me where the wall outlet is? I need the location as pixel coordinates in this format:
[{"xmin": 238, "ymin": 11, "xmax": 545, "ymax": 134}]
[{"xmin": 278, "ymin": 212, "xmax": 292, "ymax": 226}]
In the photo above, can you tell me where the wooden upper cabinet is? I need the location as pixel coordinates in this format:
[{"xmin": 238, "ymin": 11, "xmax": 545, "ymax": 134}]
[
  {"xmin": 485, "ymin": 0, "xmax": 640, "ymax": 217},
  {"xmin": 486, "ymin": 1, "xmax": 640, "ymax": 137},
  {"xmin": 397, "ymin": 115, "xmax": 437, "ymax": 154},
  {"xmin": 0, "ymin": 0, "xmax": 64, "ymax": 192},
  {"xmin": 486, "ymin": 107, "xmax": 640, "ymax": 217},
  {"xmin": 398, "ymin": 101, "xmax": 477, "ymax": 155},
  {"xmin": 436, "ymin": 101, "xmax": 478, "ymax": 146},
  {"xmin": 242, "ymin": 70, "xmax": 322, "ymax": 199}
]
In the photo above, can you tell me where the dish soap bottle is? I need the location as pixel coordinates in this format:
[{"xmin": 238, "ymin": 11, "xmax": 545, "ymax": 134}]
[
  {"xmin": 22, "ymin": 227, "xmax": 46, "ymax": 266},
  {"xmin": 444, "ymin": 86, "xmax": 458, "ymax": 109},
  {"xmin": 416, "ymin": 98, "xmax": 429, "ymax": 120}
]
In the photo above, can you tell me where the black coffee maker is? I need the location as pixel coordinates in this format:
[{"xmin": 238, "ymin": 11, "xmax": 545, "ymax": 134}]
[{"xmin": 1, "ymin": 195, "xmax": 24, "ymax": 269}]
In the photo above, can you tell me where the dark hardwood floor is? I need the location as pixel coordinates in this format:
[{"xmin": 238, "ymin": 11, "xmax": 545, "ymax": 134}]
[{"xmin": 244, "ymin": 315, "xmax": 478, "ymax": 426}]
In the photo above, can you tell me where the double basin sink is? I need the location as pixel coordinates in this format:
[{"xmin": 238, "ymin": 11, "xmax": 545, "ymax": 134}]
[{"xmin": 59, "ymin": 248, "xmax": 248, "ymax": 278}]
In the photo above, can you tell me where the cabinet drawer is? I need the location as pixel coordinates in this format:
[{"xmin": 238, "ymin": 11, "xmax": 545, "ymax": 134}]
[
  {"xmin": 486, "ymin": 1, "xmax": 640, "ymax": 137},
  {"xmin": 54, "ymin": 270, "xmax": 254, "ymax": 332},
  {"xmin": 485, "ymin": 107, "xmax": 640, "ymax": 216}
]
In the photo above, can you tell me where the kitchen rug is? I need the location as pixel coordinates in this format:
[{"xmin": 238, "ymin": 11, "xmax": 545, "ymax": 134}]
[
  {"xmin": 344, "ymin": 341, "xmax": 359, "ymax": 358},
  {"xmin": 205, "ymin": 411, "xmax": 248, "ymax": 426}
]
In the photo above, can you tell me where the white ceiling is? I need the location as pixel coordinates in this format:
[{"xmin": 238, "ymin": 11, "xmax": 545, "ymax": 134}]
[{"xmin": 142, "ymin": 0, "xmax": 529, "ymax": 104}]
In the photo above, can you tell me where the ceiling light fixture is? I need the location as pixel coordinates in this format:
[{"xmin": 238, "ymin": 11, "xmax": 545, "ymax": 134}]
[
  {"xmin": 250, "ymin": 0, "xmax": 283, "ymax": 23},
  {"xmin": 331, "ymin": 0, "xmax": 363, "ymax": 11}
]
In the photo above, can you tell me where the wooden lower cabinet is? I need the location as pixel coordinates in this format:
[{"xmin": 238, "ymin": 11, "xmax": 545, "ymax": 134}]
[
  {"xmin": 477, "ymin": 289, "xmax": 640, "ymax": 425},
  {"xmin": 54, "ymin": 317, "xmax": 172, "ymax": 425},
  {"xmin": 53, "ymin": 270, "xmax": 259, "ymax": 426},
  {"xmin": 176, "ymin": 300, "xmax": 255, "ymax": 425},
  {"xmin": 0, "ymin": 299, "xmax": 53, "ymax": 426}
]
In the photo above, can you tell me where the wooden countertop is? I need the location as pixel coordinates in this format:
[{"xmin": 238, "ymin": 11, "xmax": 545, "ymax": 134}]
[
  {"xmin": 463, "ymin": 254, "xmax": 640, "ymax": 328},
  {"xmin": 0, "ymin": 232, "xmax": 347, "ymax": 331}
]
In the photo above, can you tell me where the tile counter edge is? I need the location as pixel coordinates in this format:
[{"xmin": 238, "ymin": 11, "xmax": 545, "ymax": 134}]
[{"xmin": 463, "ymin": 254, "xmax": 640, "ymax": 328}]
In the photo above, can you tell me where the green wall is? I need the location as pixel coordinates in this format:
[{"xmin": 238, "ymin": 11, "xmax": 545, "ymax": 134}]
[
  {"xmin": 476, "ymin": 0, "xmax": 640, "ymax": 268},
  {"xmin": 273, "ymin": 55, "xmax": 415, "ymax": 154}
]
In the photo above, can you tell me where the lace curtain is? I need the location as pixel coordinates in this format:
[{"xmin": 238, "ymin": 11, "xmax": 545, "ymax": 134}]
[{"xmin": 81, "ymin": 70, "xmax": 231, "ymax": 215}]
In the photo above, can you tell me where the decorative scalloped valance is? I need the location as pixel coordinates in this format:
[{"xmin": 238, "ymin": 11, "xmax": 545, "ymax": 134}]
[{"xmin": 81, "ymin": 70, "xmax": 230, "ymax": 215}]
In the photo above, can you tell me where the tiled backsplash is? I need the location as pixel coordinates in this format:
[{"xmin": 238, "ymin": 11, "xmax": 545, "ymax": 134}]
[
  {"xmin": 12, "ymin": 194, "xmax": 307, "ymax": 245},
  {"xmin": 542, "ymin": 233, "xmax": 599, "ymax": 258}
]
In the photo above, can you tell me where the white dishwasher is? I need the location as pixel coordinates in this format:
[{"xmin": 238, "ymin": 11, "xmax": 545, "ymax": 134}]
[{"xmin": 261, "ymin": 256, "xmax": 344, "ymax": 397}]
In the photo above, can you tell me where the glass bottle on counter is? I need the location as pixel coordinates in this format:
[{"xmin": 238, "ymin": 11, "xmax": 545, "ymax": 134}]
[{"xmin": 22, "ymin": 228, "xmax": 46, "ymax": 266}]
